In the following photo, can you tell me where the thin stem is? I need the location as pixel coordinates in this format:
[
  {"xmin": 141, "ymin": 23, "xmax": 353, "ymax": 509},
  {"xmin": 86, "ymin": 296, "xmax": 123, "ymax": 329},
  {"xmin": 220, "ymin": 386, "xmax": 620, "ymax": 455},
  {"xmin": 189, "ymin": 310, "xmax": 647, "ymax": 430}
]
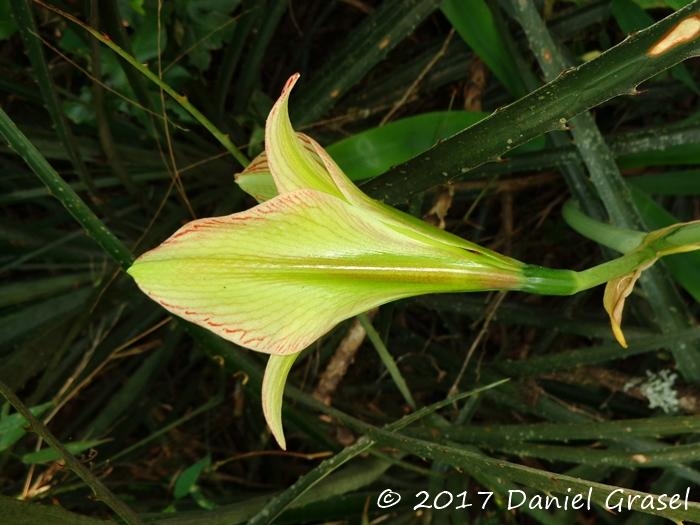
[
  {"xmin": 574, "ymin": 249, "xmax": 655, "ymax": 290},
  {"xmin": 293, "ymin": 0, "xmax": 443, "ymax": 125},
  {"xmin": 100, "ymin": 0, "xmax": 161, "ymax": 139},
  {"xmin": 214, "ymin": 4, "xmax": 258, "ymax": 116},
  {"xmin": 232, "ymin": 0, "xmax": 289, "ymax": 114},
  {"xmin": 89, "ymin": 0, "xmax": 146, "ymax": 209},
  {"xmin": 0, "ymin": 380, "xmax": 144, "ymax": 525}
]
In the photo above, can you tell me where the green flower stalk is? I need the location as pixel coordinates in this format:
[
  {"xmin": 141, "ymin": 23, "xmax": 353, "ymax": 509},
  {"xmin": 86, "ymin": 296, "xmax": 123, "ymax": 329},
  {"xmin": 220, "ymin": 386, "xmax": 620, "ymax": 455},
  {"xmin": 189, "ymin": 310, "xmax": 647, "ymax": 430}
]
[{"xmin": 128, "ymin": 74, "xmax": 700, "ymax": 448}]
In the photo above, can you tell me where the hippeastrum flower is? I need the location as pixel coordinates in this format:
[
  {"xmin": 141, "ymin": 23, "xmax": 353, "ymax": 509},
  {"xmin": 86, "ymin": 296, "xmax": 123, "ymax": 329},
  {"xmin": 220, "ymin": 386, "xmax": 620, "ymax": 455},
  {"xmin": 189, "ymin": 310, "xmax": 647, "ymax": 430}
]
[
  {"xmin": 128, "ymin": 74, "xmax": 537, "ymax": 447},
  {"xmin": 128, "ymin": 74, "xmax": 534, "ymax": 357},
  {"xmin": 128, "ymin": 74, "xmax": 700, "ymax": 448}
]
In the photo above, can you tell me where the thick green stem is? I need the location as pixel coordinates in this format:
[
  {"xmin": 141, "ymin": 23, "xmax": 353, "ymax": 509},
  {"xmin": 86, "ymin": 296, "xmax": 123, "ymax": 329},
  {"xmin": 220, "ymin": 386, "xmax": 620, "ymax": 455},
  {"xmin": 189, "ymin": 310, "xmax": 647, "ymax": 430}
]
[
  {"xmin": 517, "ymin": 255, "xmax": 657, "ymax": 297},
  {"xmin": 520, "ymin": 210, "xmax": 700, "ymax": 297},
  {"xmin": 501, "ymin": 254, "xmax": 654, "ymax": 297},
  {"xmin": 519, "ymin": 265, "xmax": 581, "ymax": 296}
]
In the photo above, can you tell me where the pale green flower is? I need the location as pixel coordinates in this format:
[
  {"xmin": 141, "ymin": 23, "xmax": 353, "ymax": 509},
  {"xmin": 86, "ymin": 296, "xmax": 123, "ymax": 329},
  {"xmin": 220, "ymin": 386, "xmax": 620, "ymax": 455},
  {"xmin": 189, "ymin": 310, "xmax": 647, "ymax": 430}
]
[
  {"xmin": 128, "ymin": 74, "xmax": 532, "ymax": 447},
  {"xmin": 129, "ymin": 74, "xmax": 700, "ymax": 447},
  {"xmin": 128, "ymin": 74, "xmax": 529, "ymax": 357}
]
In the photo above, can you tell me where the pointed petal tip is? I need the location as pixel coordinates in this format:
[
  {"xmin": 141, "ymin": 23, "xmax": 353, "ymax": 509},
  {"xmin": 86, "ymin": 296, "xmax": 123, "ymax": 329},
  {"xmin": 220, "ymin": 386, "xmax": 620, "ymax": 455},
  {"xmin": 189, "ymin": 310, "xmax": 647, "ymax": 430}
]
[
  {"xmin": 267, "ymin": 73, "xmax": 300, "ymax": 127},
  {"xmin": 611, "ymin": 322, "xmax": 629, "ymax": 349},
  {"xmin": 283, "ymin": 72, "xmax": 301, "ymax": 94},
  {"xmin": 274, "ymin": 432, "xmax": 287, "ymax": 451},
  {"xmin": 263, "ymin": 354, "xmax": 300, "ymax": 449},
  {"xmin": 604, "ymin": 279, "xmax": 630, "ymax": 349},
  {"xmin": 273, "ymin": 74, "xmax": 301, "ymax": 112}
]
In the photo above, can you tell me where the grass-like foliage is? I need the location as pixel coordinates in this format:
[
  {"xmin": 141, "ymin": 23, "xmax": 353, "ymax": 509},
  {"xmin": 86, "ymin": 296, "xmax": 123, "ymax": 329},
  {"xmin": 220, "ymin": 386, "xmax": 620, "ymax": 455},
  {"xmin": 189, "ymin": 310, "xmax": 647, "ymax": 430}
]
[{"xmin": 1, "ymin": 1, "xmax": 700, "ymax": 524}]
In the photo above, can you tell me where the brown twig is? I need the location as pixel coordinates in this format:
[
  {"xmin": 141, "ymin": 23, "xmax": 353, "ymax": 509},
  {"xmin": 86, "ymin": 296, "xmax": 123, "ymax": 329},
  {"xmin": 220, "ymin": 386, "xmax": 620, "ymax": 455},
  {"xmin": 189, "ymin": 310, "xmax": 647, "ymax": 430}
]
[
  {"xmin": 313, "ymin": 309, "xmax": 377, "ymax": 405},
  {"xmin": 380, "ymin": 29, "xmax": 455, "ymax": 125}
]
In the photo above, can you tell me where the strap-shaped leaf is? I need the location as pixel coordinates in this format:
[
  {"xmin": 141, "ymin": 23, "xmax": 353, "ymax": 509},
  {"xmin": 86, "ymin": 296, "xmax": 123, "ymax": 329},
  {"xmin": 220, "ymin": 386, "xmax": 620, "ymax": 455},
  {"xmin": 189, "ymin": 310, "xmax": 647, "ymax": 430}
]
[{"xmin": 128, "ymin": 189, "xmax": 525, "ymax": 355}]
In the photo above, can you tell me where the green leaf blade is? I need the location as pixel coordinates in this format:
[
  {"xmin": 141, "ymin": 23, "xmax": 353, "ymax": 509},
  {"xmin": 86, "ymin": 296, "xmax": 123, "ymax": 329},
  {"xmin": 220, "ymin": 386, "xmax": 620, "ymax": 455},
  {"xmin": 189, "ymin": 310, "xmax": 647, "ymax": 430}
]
[{"xmin": 441, "ymin": 0, "xmax": 527, "ymax": 96}]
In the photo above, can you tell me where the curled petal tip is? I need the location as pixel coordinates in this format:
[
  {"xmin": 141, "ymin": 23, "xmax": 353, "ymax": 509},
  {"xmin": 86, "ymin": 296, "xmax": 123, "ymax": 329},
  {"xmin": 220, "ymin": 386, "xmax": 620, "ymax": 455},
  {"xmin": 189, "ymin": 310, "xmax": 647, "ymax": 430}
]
[
  {"xmin": 612, "ymin": 324, "xmax": 629, "ymax": 349},
  {"xmin": 603, "ymin": 260, "xmax": 655, "ymax": 349},
  {"xmin": 283, "ymin": 72, "xmax": 301, "ymax": 92}
]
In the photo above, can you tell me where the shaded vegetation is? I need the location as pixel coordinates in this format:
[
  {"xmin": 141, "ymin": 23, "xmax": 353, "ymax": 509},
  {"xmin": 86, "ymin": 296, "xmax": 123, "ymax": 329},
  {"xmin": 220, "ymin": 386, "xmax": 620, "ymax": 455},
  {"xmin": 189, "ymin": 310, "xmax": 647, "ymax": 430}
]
[{"xmin": 1, "ymin": 0, "xmax": 699, "ymax": 524}]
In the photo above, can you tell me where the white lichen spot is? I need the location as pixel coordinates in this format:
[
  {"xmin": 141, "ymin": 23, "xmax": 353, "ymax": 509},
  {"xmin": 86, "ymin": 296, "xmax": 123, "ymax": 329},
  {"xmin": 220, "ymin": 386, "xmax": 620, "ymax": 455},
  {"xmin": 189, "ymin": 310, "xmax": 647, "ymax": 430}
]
[
  {"xmin": 648, "ymin": 15, "xmax": 700, "ymax": 57},
  {"xmin": 639, "ymin": 369, "xmax": 680, "ymax": 414}
]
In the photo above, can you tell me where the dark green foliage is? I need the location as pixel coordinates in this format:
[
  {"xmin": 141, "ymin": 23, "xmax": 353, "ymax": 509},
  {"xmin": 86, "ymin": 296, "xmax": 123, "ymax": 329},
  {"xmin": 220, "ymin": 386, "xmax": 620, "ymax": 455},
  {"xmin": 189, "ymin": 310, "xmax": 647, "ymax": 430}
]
[{"xmin": 0, "ymin": 1, "xmax": 699, "ymax": 524}]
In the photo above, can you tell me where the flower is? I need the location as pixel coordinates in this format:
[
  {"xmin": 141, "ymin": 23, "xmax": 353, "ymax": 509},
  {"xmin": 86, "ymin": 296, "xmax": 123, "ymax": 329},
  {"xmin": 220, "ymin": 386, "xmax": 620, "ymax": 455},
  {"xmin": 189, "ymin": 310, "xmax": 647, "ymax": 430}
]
[
  {"xmin": 128, "ymin": 74, "xmax": 532, "ymax": 448},
  {"xmin": 128, "ymin": 74, "xmax": 529, "ymax": 357},
  {"xmin": 128, "ymin": 75, "xmax": 700, "ymax": 447}
]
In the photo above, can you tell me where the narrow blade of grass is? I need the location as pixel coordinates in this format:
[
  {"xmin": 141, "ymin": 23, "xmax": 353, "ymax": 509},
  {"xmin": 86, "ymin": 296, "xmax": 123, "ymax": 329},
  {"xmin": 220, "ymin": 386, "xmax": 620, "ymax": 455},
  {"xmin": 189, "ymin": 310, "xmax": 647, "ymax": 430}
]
[
  {"xmin": 441, "ymin": 0, "xmax": 527, "ymax": 96},
  {"xmin": 0, "ymin": 106, "xmax": 133, "ymax": 269},
  {"xmin": 9, "ymin": 0, "xmax": 97, "ymax": 197}
]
